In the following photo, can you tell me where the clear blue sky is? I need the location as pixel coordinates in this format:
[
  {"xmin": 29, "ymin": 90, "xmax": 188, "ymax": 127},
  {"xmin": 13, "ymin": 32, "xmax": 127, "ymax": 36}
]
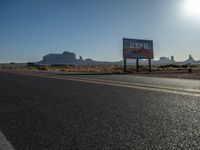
[{"xmin": 0, "ymin": 0, "xmax": 200, "ymax": 63}]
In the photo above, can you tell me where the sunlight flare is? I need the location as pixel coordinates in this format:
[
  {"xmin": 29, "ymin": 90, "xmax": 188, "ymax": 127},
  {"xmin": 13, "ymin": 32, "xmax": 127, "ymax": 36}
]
[{"xmin": 183, "ymin": 0, "xmax": 200, "ymax": 18}]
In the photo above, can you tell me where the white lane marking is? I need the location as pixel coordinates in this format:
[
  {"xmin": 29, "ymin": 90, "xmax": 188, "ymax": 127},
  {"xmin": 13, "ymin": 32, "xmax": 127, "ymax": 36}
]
[
  {"xmin": 0, "ymin": 130, "xmax": 15, "ymax": 150},
  {"xmin": 55, "ymin": 76, "xmax": 200, "ymax": 97},
  {"xmin": 62, "ymin": 75, "xmax": 200, "ymax": 93},
  {"xmin": 2, "ymin": 70, "xmax": 200, "ymax": 97}
]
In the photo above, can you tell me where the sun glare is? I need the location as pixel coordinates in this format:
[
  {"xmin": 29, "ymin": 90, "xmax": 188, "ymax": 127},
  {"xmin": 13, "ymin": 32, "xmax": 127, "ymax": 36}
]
[{"xmin": 183, "ymin": 0, "xmax": 200, "ymax": 18}]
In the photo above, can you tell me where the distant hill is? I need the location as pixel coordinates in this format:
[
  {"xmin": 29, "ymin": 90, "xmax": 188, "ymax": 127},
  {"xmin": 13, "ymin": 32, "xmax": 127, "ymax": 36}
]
[{"xmin": 37, "ymin": 51, "xmax": 200, "ymax": 65}]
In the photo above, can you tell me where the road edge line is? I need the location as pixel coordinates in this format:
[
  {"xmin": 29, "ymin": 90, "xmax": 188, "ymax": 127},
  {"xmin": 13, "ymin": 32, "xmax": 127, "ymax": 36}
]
[
  {"xmin": 0, "ymin": 130, "xmax": 15, "ymax": 150},
  {"xmin": 2, "ymin": 70, "xmax": 200, "ymax": 97}
]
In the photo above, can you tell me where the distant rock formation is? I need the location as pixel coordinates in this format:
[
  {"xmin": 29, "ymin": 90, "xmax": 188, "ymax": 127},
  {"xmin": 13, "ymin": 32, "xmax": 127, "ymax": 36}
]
[
  {"xmin": 170, "ymin": 56, "xmax": 176, "ymax": 63},
  {"xmin": 38, "ymin": 51, "xmax": 118, "ymax": 65},
  {"xmin": 183, "ymin": 54, "xmax": 197, "ymax": 64},
  {"xmin": 37, "ymin": 51, "xmax": 200, "ymax": 65},
  {"xmin": 154, "ymin": 56, "xmax": 176, "ymax": 65},
  {"xmin": 40, "ymin": 51, "xmax": 78, "ymax": 65}
]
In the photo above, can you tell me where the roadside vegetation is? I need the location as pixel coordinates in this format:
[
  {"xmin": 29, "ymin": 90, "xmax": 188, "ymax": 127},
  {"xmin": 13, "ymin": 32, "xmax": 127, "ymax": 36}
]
[{"xmin": 1, "ymin": 63, "xmax": 200, "ymax": 73}]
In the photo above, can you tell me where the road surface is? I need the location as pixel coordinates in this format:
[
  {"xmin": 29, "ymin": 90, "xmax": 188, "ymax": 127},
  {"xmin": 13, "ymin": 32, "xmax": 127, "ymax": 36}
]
[{"xmin": 0, "ymin": 71, "xmax": 200, "ymax": 150}]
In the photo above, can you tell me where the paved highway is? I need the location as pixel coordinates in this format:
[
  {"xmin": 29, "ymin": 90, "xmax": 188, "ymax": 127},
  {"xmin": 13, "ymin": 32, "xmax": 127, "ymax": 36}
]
[
  {"xmin": 0, "ymin": 71, "xmax": 200, "ymax": 149},
  {"xmin": 13, "ymin": 70, "xmax": 200, "ymax": 91}
]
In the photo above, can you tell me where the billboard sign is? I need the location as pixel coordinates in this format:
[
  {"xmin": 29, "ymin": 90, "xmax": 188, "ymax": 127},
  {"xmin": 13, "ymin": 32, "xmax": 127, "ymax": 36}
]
[{"xmin": 123, "ymin": 38, "xmax": 154, "ymax": 59}]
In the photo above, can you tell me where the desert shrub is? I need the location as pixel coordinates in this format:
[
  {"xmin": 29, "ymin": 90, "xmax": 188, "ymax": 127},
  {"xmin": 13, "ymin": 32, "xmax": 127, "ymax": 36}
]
[
  {"xmin": 188, "ymin": 68, "xmax": 192, "ymax": 73},
  {"xmin": 160, "ymin": 64, "xmax": 180, "ymax": 68},
  {"xmin": 38, "ymin": 66, "xmax": 48, "ymax": 70},
  {"xmin": 181, "ymin": 64, "xmax": 189, "ymax": 68},
  {"xmin": 190, "ymin": 64, "xmax": 198, "ymax": 68}
]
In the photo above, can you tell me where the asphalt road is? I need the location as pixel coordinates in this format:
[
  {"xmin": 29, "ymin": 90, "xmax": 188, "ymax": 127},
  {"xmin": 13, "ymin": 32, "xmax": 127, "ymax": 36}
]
[
  {"xmin": 15, "ymin": 70, "xmax": 200, "ymax": 91},
  {"xmin": 55, "ymin": 72, "xmax": 200, "ymax": 91},
  {"xmin": 0, "ymin": 71, "xmax": 200, "ymax": 149}
]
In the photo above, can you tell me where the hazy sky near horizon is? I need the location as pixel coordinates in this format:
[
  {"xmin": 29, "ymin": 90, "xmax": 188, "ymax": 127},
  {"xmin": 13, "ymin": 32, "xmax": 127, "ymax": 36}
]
[{"xmin": 0, "ymin": 0, "xmax": 200, "ymax": 63}]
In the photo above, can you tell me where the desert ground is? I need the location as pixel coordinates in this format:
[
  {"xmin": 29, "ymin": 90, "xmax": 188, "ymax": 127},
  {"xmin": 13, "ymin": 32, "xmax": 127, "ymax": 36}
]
[{"xmin": 0, "ymin": 63, "xmax": 200, "ymax": 80}]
